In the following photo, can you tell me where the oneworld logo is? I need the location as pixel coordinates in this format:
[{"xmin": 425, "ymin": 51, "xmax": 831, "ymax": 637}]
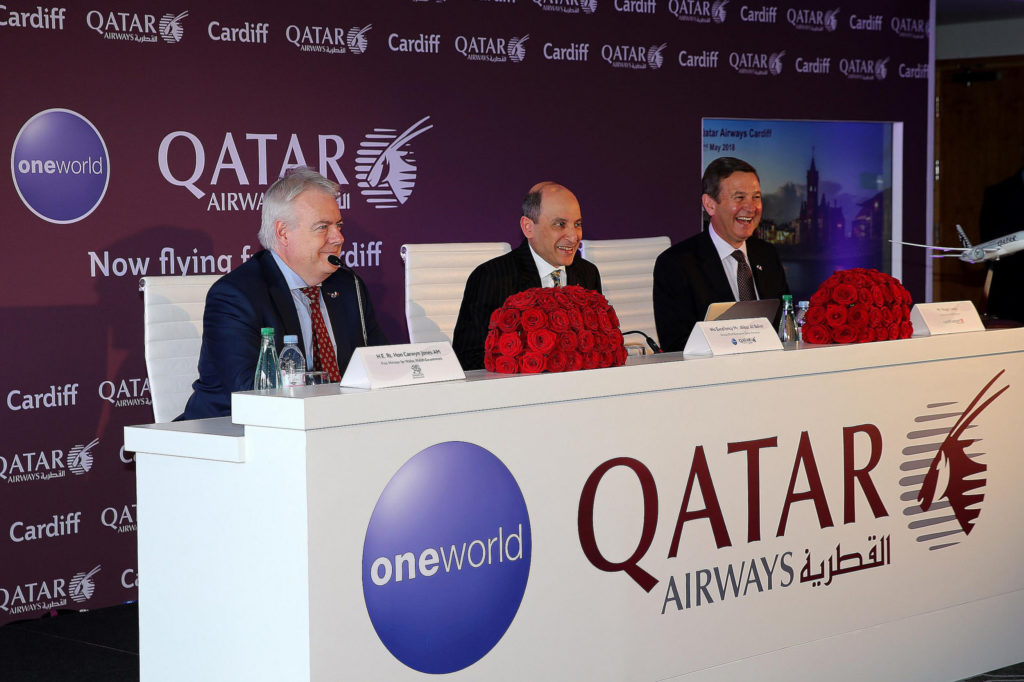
[
  {"xmin": 354, "ymin": 117, "xmax": 433, "ymax": 209},
  {"xmin": 454, "ymin": 33, "xmax": 529, "ymax": 62},
  {"xmin": 11, "ymin": 110, "xmax": 109, "ymax": 224},
  {"xmin": 786, "ymin": 7, "xmax": 838, "ymax": 32},
  {"xmin": 729, "ymin": 50, "xmax": 784, "ymax": 76},
  {"xmin": 668, "ymin": 0, "xmax": 727, "ymax": 23},
  {"xmin": 362, "ymin": 441, "xmax": 531, "ymax": 674},
  {"xmin": 602, "ymin": 42, "xmax": 667, "ymax": 70}
]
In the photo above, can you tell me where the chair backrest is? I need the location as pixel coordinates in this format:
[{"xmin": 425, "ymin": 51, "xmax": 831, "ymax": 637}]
[
  {"xmin": 139, "ymin": 274, "xmax": 221, "ymax": 423},
  {"xmin": 580, "ymin": 236, "xmax": 671, "ymax": 346},
  {"xmin": 400, "ymin": 242, "xmax": 512, "ymax": 343}
]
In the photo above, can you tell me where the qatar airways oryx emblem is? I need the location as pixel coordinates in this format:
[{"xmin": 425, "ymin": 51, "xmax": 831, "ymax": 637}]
[
  {"xmin": 900, "ymin": 371, "xmax": 1009, "ymax": 550},
  {"xmin": 533, "ymin": 0, "xmax": 597, "ymax": 14},
  {"xmin": 354, "ymin": 117, "xmax": 433, "ymax": 209}
]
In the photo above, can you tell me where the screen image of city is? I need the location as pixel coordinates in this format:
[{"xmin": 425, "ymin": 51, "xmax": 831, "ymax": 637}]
[{"xmin": 702, "ymin": 118, "xmax": 894, "ymax": 301}]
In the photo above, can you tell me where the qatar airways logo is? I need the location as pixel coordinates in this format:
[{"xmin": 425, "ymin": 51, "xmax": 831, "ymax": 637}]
[
  {"xmin": 354, "ymin": 117, "xmax": 433, "ymax": 209},
  {"xmin": 285, "ymin": 23, "xmax": 371, "ymax": 54},
  {"xmin": 533, "ymin": 0, "xmax": 597, "ymax": 14},
  {"xmin": 1, "ymin": 438, "xmax": 98, "ymax": 484},
  {"xmin": 900, "ymin": 372, "xmax": 1008, "ymax": 550},
  {"xmin": 839, "ymin": 56, "xmax": 889, "ymax": 81},
  {"xmin": 668, "ymin": 0, "xmax": 727, "ymax": 23},
  {"xmin": 0, "ymin": 565, "xmax": 100, "ymax": 615},
  {"xmin": 729, "ymin": 50, "xmax": 784, "ymax": 76},
  {"xmin": 363, "ymin": 442, "xmax": 531, "ymax": 674},
  {"xmin": 454, "ymin": 33, "xmax": 529, "ymax": 62},
  {"xmin": 85, "ymin": 9, "xmax": 187, "ymax": 43},
  {"xmin": 891, "ymin": 16, "xmax": 928, "ymax": 39},
  {"xmin": 601, "ymin": 42, "xmax": 666, "ymax": 70},
  {"xmin": 786, "ymin": 7, "xmax": 838, "ymax": 32}
]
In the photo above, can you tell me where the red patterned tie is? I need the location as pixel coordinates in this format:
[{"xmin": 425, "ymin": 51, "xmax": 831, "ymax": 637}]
[{"xmin": 300, "ymin": 286, "xmax": 341, "ymax": 382}]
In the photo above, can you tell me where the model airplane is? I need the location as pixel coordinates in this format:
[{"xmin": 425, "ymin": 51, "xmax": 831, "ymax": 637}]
[{"xmin": 895, "ymin": 224, "xmax": 1024, "ymax": 263}]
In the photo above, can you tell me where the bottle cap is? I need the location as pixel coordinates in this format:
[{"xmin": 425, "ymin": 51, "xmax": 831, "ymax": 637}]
[
  {"xmin": 782, "ymin": 294, "xmax": 793, "ymax": 302},
  {"xmin": 260, "ymin": 327, "xmax": 274, "ymax": 335},
  {"xmin": 284, "ymin": 335, "xmax": 298, "ymax": 344}
]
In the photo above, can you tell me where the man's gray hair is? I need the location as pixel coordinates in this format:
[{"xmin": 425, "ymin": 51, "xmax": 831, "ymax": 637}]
[{"xmin": 258, "ymin": 167, "xmax": 340, "ymax": 251}]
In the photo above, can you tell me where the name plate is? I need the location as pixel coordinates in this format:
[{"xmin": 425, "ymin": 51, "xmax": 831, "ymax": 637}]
[
  {"xmin": 682, "ymin": 317, "xmax": 783, "ymax": 356},
  {"xmin": 910, "ymin": 301, "xmax": 984, "ymax": 337},
  {"xmin": 340, "ymin": 342, "xmax": 466, "ymax": 389}
]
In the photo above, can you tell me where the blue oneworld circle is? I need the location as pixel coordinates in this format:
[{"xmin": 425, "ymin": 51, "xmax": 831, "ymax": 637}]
[{"xmin": 362, "ymin": 441, "xmax": 531, "ymax": 674}]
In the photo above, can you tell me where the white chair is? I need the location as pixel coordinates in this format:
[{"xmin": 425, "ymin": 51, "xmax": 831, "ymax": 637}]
[
  {"xmin": 139, "ymin": 275, "xmax": 221, "ymax": 422},
  {"xmin": 580, "ymin": 236, "xmax": 671, "ymax": 347},
  {"xmin": 400, "ymin": 242, "xmax": 512, "ymax": 343}
]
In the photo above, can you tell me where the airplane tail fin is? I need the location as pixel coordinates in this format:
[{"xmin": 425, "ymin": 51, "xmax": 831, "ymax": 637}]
[{"xmin": 955, "ymin": 224, "xmax": 973, "ymax": 249}]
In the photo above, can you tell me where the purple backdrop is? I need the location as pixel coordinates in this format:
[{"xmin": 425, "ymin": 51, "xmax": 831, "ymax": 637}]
[{"xmin": 0, "ymin": 0, "xmax": 930, "ymax": 624}]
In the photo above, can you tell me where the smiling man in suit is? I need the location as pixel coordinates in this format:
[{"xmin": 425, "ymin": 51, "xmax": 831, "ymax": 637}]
[
  {"xmin": 452, "ymin": 181, "xmax": 602, "ymax": 370},
  {"xmin": 179, "ymin": 167, "xmax": 387, "ymax": 420},
  {"xmin": 653, "ymin": 156, "xmax": 790, "ymax": 352}
]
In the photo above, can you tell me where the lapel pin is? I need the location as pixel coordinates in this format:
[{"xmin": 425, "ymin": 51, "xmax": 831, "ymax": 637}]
[
  {"xmin": 756, "ymin": 264, "xmax": 763, "ymax": 271},
  {"xmin": 325, "ymin": 290, "xmax": 339, "ymax": 298}
]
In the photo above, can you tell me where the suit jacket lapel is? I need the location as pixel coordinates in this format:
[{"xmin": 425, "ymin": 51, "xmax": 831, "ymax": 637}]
[
  {"xmin": 260, "ymin": 252, "xmax": 302, "ymax": 340},
  {"xmin": 321, "ymin": 272, "xmax": 357, "ymax": 349},
  {"xmin": 698, "ymin": 231, "xmax": 735, "ymax": 302},
  {"xmin": 513, "ymin": 239, "xmax": 543, "ymax": 290}
]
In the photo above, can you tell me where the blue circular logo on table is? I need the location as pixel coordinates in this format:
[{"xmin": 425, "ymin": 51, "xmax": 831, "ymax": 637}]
[
  {"xmin": 362, "ymin": 441, "xmax": 531, "ymax": 674},
  {"xmin": 11, "ymin": 109, "xmax": 110, "ymax": 224}
]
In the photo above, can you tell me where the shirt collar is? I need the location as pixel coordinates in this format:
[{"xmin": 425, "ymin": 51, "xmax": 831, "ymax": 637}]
[
  {"xmin": 527, "ymin": 241, "xmax": 565, "ymax": 284},
  {"xmin": 707, "ymin": 227, "xmax": 748, "ymax": 262},
  {"xmin": 271, "ymin": 251, "xmax": 311, "ymax": 291}
]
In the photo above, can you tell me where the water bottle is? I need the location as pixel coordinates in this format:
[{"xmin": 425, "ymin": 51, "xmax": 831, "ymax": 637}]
[
  {"xmin": 795, "ymin": 300, "xmax": 810, "ymax": 329},
  {"xmin": 279, "ymin": 335, "xmax": 306, "ymax": 388},
  {"xmin": 253, "ymin": 327, "xmax": 280, "ymax": 390},
  {"xmin": 777, "ymin": 295, "xmax": 798, "ymax": 344}
]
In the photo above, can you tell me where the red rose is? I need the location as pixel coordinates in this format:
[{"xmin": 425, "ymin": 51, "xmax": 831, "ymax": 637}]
[
  {"xmin": 545, "ymin": 350, "xmax": 568, "ymax": 373},
  {"xmin": 805, "ymin": 305, "xmax": 827, "ymax": 326},
  {"xmin": 582, "ymin": 308, "xmax": 600, "ymax": 330},
  {"xmin": 553, "ymin": 290, "xmax": 572, "ymax": 309},
  {"xmin": 857, "ymin": 288, "xmax": 873, "ymax": 305},
  {"xmin": 889, "ymin": 282, "xmax": 903, "ymax": 300},
  {"xmin": 597, "ymin": 310, "xmax": 613, "ymax": 332},
  {"xmin": 825, "ymin": 304, "xmax": 848, "ymax": 328},
  {"xmin": 497, "ymin": 308, "xmax": 521, "ymax": 332},
  {"xmin": 614, "ymin": 345, "xmax": 628, "ymax": 365},
  {"xmin": 832, "ymin": 283, "xmax": 858, "ymax": 306},
  {"xmin": 847, "ymin": 304, "xmax": 870, "ymax": 329},
  {"xmin": 802, "ymin": 324, "xmax": 832, "ymax": 344},
  {"xmin": 900, "ymin": 321, "xmax": 913, "ymax": 338},
  {"xmin": 565, "ymin": 351, "xmax": 583, "ymax": 371},
  {"xmin": 857, "ymin": 327, "xmax": 875, "ymax": 343},
  {"xmin": 869, "ymin": 307, "xmax": 882, "ymax": 327},
  {"xmin": 489, "ymin": 307, "xmax": 502, "ymax": 331},
  {"xmin": 833, "ymin": 325, "xmax": 858, "ymax": 344},
  {"xmin": 558, "ymin": 330, "xmax": 578, "ymax": 351},
  {"xmin": 568, "ymin": 287, "xmax": 591, "ymax": 306},
  {"xmin": 484, "ymin": 353, "xmax": 496, "ymax": 372},
  {"xmin": 871, "ymin": 286, "xmax": 887, "ymax": 307},
  {"xmin": 506, "ymin": 289, "xmax": 537, "ymax": 309},
  {"xmin": 583, "ymin": 352, "xmax": 600, "ymax": 370},
  {"xmin": 527, "ymin": 328, "xmax": 558, "ymax": 354},
  {"xmin": 878, "ymin": 306, "xmax": 892, "ymax": 325},
  {"xmin": 608, "ymin": 328, "xmax": 624, "ymax": 349},
  {"xmin": 484, "ymin": 329, "xmax": 498, "ymax": 352},
  {"xmin": 519, "ymin": 351, "xmax": 545, "ymax": 374},
  {"xmin": 548, "ymin": 309, "xmax": 570, "ymax": 332},
  {"xmin": 537, "ymin": 293, "xmax": 560, "ymax": 312},
  {"xmin": 608, "ymin": 307, "xmax": 620, "ymax": 328},
  {"xmin": 810, "ymin": 288, "xmax": 832, "ymax": 307},
  {"xmin": 888, "ymin": 324, "xmax": 900, "ymax": 340},
  {"xmin": 521, "ymin": 307, "xmax": 548, "ymax": 332},
  {"xmin": 498, "ymin": 332, "xmax": 522, "ymax": 356},
  {"xmin": 568, "ymin": 308, "xmax": 584, "ymax": 330},
  {"xmin": 495, "ymin": 355, "xmax": 518, "ymax": 374},
  {"xmin": 577, "ymin": 329, "xmax": 596, "ymax": 353},
  {"xmin": 902, "ymin": 288, "xmax": 913, "ymax": 305}
]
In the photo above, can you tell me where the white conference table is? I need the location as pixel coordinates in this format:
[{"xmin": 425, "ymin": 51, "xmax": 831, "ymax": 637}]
[{"xmin": 125, "ymin": 328, "xmax": 1024, "ymax": 682}]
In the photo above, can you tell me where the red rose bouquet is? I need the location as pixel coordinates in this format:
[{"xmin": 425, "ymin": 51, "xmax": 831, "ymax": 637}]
[
  {"xmin": 483, "ymin": 285, "xmax": 628, "ymax": 374},
  {"xmin": 801, "ymin": 268, "xmax": 913, "ymax": 345}
]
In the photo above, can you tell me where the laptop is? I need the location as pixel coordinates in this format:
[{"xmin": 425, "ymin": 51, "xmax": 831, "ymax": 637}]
[{"xmin": 705, "ymin": 299, "xmax": 782, "ymax": 328}]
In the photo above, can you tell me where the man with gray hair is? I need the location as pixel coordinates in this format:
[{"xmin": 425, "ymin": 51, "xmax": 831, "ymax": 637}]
[{"xmin": 179, "ymin": 167, "xmax": 387, "ymax": 420}]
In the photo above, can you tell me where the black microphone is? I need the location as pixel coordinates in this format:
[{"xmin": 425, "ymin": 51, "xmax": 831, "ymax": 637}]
[
  {"xmin": 622, "ymin": 330, "xmax": 662, "ymax": 354},
  {"xmin": 327, "ymin": 255, "xmax": 368, "ymax": 345}
]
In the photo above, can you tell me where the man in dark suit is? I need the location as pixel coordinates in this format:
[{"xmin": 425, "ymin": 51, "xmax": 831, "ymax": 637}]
[
  {"xmin": 179, "ymin": 167, "xmax": 387, "ymax": 420},
  {"xmin": 452, "ymin": 182, "xmax": 602, "ymax": 370},
  {"xmin": 654, "ymin": 157, "xmax": 790, "ymax": 352},
  {"xmin": 979, "ymin": 166, "xmax": 1024, "ymax": 323}
]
